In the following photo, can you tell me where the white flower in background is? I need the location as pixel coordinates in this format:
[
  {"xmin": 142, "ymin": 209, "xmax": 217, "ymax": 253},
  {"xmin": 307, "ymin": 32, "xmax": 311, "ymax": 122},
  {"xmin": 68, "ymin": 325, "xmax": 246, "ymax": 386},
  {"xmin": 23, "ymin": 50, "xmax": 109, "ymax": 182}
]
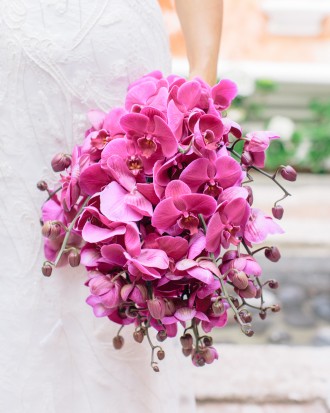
[{"xmin": 294, "ymin": 138, "xmax": 311, "ymax": 162}]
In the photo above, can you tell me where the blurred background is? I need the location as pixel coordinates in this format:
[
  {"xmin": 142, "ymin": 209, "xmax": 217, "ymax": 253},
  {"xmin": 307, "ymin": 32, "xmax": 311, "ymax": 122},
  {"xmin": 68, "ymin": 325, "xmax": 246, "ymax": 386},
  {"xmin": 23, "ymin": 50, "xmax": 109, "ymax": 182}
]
[{"xmin": 159, "ymin": 1, "xmax": 330, "ymax": 412}]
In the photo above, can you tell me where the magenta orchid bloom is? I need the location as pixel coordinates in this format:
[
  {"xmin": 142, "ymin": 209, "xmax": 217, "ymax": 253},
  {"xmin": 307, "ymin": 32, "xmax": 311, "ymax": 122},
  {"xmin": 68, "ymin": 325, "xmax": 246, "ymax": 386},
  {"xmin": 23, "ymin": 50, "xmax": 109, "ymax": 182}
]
[
  {"xmin": 206, "ymin": 191, "xmax": 250, "ymax": 252},
  {"xmin": 180, "ymin": 153, "xmax": 244, "ymax": 196},
  {"xmin": 152, "ymin": 180, "xmax": 217, "ymax": 235},
  {"xmin": 101, "ymin": 223, "xmax": 169, "ymax": 281},
  {"xmin": 244, "ymin": 208, "xmax": 284, "ymax": 245},
  {"xmin": 120, "ymin": 107, "xmax": 178, "ymax": 159},
  {"xmin": 100, "ymin": 155, "xmax": 153, "ymax": 222},
  {"xmin": 242, "ymin": 131, "xmax": 280, "ymax": 168},
  {"xmin": 194, "ymin": 114, "xmax": 224, "ymax": 150}
]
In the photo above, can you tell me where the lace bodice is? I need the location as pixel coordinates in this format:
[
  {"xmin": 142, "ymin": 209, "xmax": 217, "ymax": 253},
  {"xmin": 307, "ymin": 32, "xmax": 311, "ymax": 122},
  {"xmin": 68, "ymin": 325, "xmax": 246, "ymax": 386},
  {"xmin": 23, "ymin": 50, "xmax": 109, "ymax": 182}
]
[{"xmin": 0, "ymin": 1, "xmax": 195, "ymax": 411}]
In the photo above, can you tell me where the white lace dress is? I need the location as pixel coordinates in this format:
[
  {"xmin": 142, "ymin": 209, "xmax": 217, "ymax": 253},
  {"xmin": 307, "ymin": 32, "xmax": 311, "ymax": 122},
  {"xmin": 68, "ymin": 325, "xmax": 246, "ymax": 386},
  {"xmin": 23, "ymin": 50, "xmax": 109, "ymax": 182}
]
[{"xmin": 0, "ymin": 1, "xmax": 196, "ymax": 411}]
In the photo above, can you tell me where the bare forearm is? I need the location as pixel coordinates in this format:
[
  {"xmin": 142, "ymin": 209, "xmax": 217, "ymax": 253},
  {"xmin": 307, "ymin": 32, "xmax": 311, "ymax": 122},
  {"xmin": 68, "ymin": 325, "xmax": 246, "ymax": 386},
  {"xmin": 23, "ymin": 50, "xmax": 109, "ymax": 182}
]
[{"xmin": 175, "ymin": 0, "xmax": 223, "ymax": 85}]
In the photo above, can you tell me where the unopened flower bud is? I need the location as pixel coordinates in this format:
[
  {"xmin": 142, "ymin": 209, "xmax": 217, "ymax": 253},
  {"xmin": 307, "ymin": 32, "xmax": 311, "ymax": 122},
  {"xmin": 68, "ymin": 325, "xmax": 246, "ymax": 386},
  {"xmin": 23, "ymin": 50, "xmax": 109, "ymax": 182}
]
[
  {"xmin": 42, "ymin": 263, "xmax": 53, "ymax": 277},
  {"xmin": 37, "ymin": 180, "xmax": 48, "ymax": 191},
  {"xmin": 272, "ymin": 205, "xmax": 284, "ymax": 220},
  {"xmin": 203, "ymin": 336, "xmax": 213, "ymax": 347},
  {"xmin": 41, "ymin": 221, "xmax": 62, "ymax": 240},
  {"xmin": 268, "ymin": 279, "xmax": 279, "ymax": 289},
  {"xmin": 231, "ymin": 297, "xmax": 240, "ymax": 308},
  {"xmin": 259, "ymin": 311, "xmax": 267, "ymax": 320},
  {"xmin": 255, "ymin": 286, "xmax": 262, "ymax": 299},
  {"xmin": 280, "ymin": 165, "xmax": 297, "ymax": 182},
  {"xmin": 68, "ymin": 249, "xmax": 81, "ymax": 267},
  {"xmin": 133, "ymin": 330, "xmax": 144, "ymax": 343},
  {"xmin": 239, "ymin": 310, "xmax": 252, "ymax": 323},
  {"xmin": 232, "ymin": 271, "xmax": 249, "ymax": 290},
  {"xmin": 239, "ymin": 281, "xmax": 257, "ymax": 299},
  {"xmin": 180, "ymin": 334, "xmax": 193, "ymax": 349},
  {"xmin": 211, "ymin": 300, "xmax": 225, "ymax": 316},
  {"xmin": 265, "ymin": 246, "xmax": 281, "ymax": 262},
  {"xmin": 271, "ymin": 304, "xmax": 281, "ymax": 313},
  {"xmin": 203, "ymin": 346, "xmax": 218, "ymax": 364},
  {"xmin": 147, "ymin": 297, "xmax": 166, "ymax": 320},
  {"xmin": 241, "ymin": 151, "xmax": 253, "ymax": 166},
  {"xmin": 244, "ymin": 328, "xmax": 254, "ymax": 337},
  {"xmin": 157, "ymin": 349, "xmax": 165, "ymax": 360},
  {"xmin": 51, "ymin": 153, "xmax": 72, "ymax": 172},
  {"xmin": 156, "ymin": 330, "xmax": 167, "ymax": 342},
  {"xmin": 192, "ymin": 353, "xmax": 206, "ymax": 367},
  {"xmin": 152, "ymin": 363, "xmax": 160, "ymax": 372},
  {"xmin": 245, "ymin": 185, "xmax": 254, "ymax": 206},
  {"xmin": 182, "ymin": 348, "xmax": 192, "ymax": 357},
  {"xmin": 113, "ymin": 335, "xmax": 124, "ymax": 349}
]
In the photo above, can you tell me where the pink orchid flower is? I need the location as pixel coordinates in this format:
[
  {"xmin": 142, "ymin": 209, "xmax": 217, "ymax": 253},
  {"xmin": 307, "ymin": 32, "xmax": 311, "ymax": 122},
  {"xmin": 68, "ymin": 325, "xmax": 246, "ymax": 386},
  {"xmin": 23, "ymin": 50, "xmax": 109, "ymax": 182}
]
[
  {"xmin": 211, "ymin": 78, "xmax": 238, "ymax": 111},
  {"xmin": 194, "ymin": 114, "xmax": 224, "ymax": 150},
  {"xmin": 86, "ymin": 271, "xmax": 124, "ymax": 317},
  {"xmin": 99, "ymin": 155, "xmax": 153, "ymax": 222},
  {"xmin": 206, "ymin": 192, "xmax": 250, "ymax": 253},
  {"xmin": 101, "ymin": 223, "xmax": 169, "ymax": 281},
  {"xmin": 152, "ymin": 180, "xmax": 217, "ymax": 235},
  {"xmin": 242, "ymin": 131, "xmax": 280, "ymax": 168},
  {"xmin": 244, "ymin": 208, "xmax": 284, "ymax": 245},
  {"xmin": 180, "ymin": 153, "xmax": 243, "ymax": 197},
  {"xmin": 220, "ymin": 251, "xmax": 262, "ymax": 277},
  {"xmin": 120, "ymin": 107, "xmax": 178, "ymax": 159}
]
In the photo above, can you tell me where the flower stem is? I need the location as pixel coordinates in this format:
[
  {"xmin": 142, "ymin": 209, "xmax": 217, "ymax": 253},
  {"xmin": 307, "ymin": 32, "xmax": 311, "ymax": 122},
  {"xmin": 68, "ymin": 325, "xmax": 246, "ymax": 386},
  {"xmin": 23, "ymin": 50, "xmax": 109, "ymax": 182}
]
[{"xmin": 54, "ymin": 196, "xmax": 90, "ymax": 267}]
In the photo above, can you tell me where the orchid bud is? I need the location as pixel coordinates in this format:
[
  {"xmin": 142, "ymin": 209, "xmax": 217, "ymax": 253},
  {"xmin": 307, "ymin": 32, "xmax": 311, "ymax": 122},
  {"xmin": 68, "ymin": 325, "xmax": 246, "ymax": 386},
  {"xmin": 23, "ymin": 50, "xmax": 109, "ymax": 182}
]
[
  {"xmin": 239, "ymin": 310, "xmax": 252, "ymax": 323},
  {"xmin": 192, "ymin": 352, "xmax": 205, "ymax": 367},
  {"xmin": 156, "ymin": 330, "xmax": 167, "ymax": 342},
  {"xmin": 259, "ymin": 311, "xmax": 267, "ymax": 320},
  {"xmin": 182, "ymin": 348, "xmax": 192, "ymax": 357},
  {"xmin": 271, "ymin": 304, "xmax": 281, "ymax": 313},
  {"xmin": 231, "ymin": 271, "xmax": 249, "ymax": 290},
  {"xmin": 41, "ymin": 221, "xmax": 62, "ymax": 240},
  {"xmin": 239, "ymin": 281, "xmax": 257, "ymax": 299},
  {"xmin": 147, "ymin": 298, "xmax": 166, "ymax": 320},
  {"xmin": 203, "ymin": 346, "xmax": 218, "ymax": 364},
  {"xmin": 280, "ymin": 165, "xmax": 297, "ymax": 182},
  {"xmin": 268, "ymin": 279, "xmax": 279, "ymax": 289},
  {"xmin": 241, "ymin": 151, "xmax": 253, "ymax": 166},
  {"xmin": 245, "ymin": 185, "xmax": 254, "ymax": 206},
  {"xmin": 255, "ymin": 286, "xmax": 262, "ymax": 299},
  {"xmin": 157, "ymin": 349, "xmax": 165, "ymax": 360},
  {"xmin": 51, "ymin": 153, "xmax": 72, "ymax": 172},
  {"xmin": 37, "ymin": 180, "xmax": 48, "ymax": 191},
  {"xmin": 133, "ymin": 330, "xmax": 144, "ymax": 343},
  {"xmin": 222, "ymin": 250, "xmax": 238, "ymax": 262},
  {"xmin": 211, "ymin": 300, "xmax": 225, "ymax": 316},
  {"xmin": 113, "ymin": 335, "xmax": 124, "ymax": 349},
  {"xmin": 180, "ymin": 334, "xmax": 193, "ymax": 350},
  {"xmin": 265, "ymin": 246, "xmax": 281, "ymax": 262},
  {"xmin": 152, "ymin": 363, "xmax": 160, "ymax": 372},
  {"xmin": 244, "ymin": 328, "xmax": 254, "ymax": 337},
  {"xmin": 272, "ymin": 205, "xmax": 284, "ymax": 220},
  {"xmin": 68, "ymin": 249, "xmax": 81, "ymax": 267},
  {"xmin": 203, "ymin": 336, "xmax": 213, "ymax": 347},
  {"xmin": 42, "ymin": 263, "xmax": 53, "ymax": 277}
]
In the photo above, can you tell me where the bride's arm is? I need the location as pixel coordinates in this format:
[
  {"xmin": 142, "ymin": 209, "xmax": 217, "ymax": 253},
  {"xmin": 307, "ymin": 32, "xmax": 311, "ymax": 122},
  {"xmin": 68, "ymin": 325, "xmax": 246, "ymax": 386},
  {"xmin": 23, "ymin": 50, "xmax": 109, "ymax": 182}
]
[{"xmin": 175, "ymin": 0, "xmax": 223, "ymax": 85}]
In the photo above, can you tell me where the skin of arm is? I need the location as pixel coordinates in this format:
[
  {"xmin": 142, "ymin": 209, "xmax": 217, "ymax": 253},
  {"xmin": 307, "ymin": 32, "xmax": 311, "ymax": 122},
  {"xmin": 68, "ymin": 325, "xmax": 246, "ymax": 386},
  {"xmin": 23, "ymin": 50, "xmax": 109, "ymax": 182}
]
[{"xmin": 175, "ymin": 0, "xmax": 223, "ymax": 85}]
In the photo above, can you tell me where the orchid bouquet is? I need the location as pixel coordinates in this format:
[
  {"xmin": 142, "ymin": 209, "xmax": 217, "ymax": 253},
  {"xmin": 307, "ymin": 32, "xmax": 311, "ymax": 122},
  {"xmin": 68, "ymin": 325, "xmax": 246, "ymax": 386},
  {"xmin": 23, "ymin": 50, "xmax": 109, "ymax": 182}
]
[{"xmin": 38, "ymin": 71, "xmax": 296, "ymax": 371}]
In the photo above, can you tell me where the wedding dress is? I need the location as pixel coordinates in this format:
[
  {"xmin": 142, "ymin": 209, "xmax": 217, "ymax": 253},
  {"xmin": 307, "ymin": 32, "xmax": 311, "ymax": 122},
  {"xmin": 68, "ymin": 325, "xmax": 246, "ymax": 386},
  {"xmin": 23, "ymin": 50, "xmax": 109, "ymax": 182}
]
[{"xmin": 0, "ymin": 1, "xmax": 196, "ymax": 411}]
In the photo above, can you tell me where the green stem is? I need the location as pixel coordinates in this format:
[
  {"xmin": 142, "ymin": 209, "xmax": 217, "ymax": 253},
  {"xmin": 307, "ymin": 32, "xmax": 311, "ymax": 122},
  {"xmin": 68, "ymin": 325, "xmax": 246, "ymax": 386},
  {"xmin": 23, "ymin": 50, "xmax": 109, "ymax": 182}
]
[{"xmin": 54, "ymin": 196, "xmax": 91, "ymax": 267}]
